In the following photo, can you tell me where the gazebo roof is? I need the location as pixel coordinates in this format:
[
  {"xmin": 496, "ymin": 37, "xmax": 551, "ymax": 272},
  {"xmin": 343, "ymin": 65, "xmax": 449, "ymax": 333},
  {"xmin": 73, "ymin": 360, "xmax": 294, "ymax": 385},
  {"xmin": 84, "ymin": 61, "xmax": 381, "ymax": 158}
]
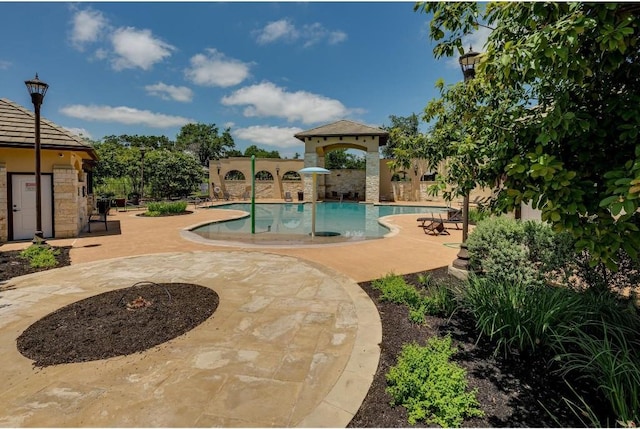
[
  {"xmin": 0, "ymin": 98, "xmax": 97, "ymax": 159},
  {"xmin": 294, "ymin": 119, "xmax": 388, "ymax": 145}
]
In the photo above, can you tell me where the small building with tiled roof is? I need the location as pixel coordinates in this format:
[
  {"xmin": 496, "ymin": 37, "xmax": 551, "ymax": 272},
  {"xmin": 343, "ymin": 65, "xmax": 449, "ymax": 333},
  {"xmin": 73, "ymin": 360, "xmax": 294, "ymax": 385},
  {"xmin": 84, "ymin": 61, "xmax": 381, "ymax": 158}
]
[
  {"xmin": 0, "ymin": 98, "xmax": 98, "ymax": 241},
  {"xmin": 295, "ymin": 119, "xmax": 389, "ymax": 203}
]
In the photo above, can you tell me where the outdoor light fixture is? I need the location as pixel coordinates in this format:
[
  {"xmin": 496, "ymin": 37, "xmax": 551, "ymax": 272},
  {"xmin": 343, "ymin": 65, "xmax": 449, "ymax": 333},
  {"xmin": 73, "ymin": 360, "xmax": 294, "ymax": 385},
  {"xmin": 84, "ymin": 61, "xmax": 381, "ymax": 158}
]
[
  {"xmin": 452, "ymin": 47, "xmax": 482, "ymax": 272},
  {"xmin": 217, "ymin": 162, "xmax": 222, "ymax": 175},
  {"xmin": 459, "ymin": 46, "xmax": 481, "ymax": 81},
  {"xmin": 25, "ymin": 73, "xmax": 49, "ymax": 243},
  {"xmin": 276, "ymin": 165, "xmax": 280, "ymax": 175},
  {"xmin": 413, "ymin": 162, "xmax": 418, "ymax": 176}
]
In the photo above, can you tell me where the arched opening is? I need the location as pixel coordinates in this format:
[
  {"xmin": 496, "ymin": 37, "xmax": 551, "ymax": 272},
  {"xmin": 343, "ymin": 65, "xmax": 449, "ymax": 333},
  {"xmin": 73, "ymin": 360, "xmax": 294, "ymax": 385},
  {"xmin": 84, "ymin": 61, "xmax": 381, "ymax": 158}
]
[
  {"xmin": 282, "ymin": 171, "xmax": 301, "ymax": 181},
  {"xmin": 255, "ymin": 170, "xmax": 274, "ymax": 181},
  {"xmin": 224, "ymin": 170, "xmax": 245, "ymax": 181}
]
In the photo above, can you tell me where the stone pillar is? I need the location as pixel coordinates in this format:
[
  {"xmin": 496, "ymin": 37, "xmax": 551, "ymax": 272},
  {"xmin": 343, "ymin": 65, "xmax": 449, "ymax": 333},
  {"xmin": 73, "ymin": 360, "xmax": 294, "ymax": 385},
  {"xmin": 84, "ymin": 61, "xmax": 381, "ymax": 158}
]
[
  {"xmin": 0, "ymin": 163, "xmax": 7, "ymax": 242},
  {"xmin": 303, "ymin": 152, "xmax": 318, "ymax": 202},
  {"xmin": 53, "ymin": 165, "xmax": 79, "ymax": 238},
  {"xmin": 365, "ymin": 151, "xmax": 380, "ymax": 203}
]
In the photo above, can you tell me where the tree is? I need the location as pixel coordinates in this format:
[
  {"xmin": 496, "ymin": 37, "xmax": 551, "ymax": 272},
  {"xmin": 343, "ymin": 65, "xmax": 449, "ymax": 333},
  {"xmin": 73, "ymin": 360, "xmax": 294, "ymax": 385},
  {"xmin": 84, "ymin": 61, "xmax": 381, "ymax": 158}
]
[
  {"xmin": 176, "ymin": 123, "xmax": 236, "ymax": 167},
  {"xmin": 243, "ymin": 145, "xmax": 280, "ymax": 158},
  {"xmin": 412, "ymin": 2, "xmax": 640, "ymax": 268},
  {"xmin": 325, "ymin": 149, "xmax": 365, "ymax": 170},
  {"xmin": 144, "ymin": 150, "xmax": 204, "ymax": 199},
  {"xmin": 381, "ymin": 113, "xmax": 419, "ymax": 159}
]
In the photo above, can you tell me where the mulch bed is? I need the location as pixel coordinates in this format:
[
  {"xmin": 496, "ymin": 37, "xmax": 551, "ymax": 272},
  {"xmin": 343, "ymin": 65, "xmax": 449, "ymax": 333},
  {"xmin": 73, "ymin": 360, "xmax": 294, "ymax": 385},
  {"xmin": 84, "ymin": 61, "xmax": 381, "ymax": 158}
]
[
  {"xmin": 0, "ymin": 246, "xmax": 71, "ymax": 282},
  {"xmin": 16, "ymin": 282, "xmax": 219, "ymax": 367},
  {"xmin": 348, "ymin": 268, "xmax": 594, "ymax": 428}
]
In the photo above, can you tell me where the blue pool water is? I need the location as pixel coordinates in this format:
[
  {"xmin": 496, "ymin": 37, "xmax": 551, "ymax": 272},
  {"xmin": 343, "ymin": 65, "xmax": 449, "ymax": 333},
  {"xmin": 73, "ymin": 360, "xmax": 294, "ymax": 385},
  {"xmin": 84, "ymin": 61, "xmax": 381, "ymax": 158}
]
[{"xmin": 190, "ymin": 202, "xmax": 449, "ymax": 244}]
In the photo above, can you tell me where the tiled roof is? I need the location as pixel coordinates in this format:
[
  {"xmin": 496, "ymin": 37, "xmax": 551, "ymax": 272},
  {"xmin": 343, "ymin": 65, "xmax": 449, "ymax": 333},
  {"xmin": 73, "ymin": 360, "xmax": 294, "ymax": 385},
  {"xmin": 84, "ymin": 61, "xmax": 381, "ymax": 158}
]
[
  {"xmin": 294, "ymin": 119, "xmax": 389, "ymax": 144},
  {"xmin": 0, "ymin": 98, "xmax": 96, "ymax": 158}
]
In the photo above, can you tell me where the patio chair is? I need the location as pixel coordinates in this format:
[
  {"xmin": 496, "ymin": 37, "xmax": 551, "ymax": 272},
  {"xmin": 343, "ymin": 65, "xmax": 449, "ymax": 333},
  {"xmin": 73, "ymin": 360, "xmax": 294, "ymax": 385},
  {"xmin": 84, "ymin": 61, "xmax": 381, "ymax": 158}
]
[
  {"xmin": 284, "ymin": 191, "xmax": 293, "ymax": 202},
  {"xmin": 88, "ymin": 199, "xmax": 111, "ymax": 232},
  {"xmin": 417, "ymin": 208, "xmax": 463, "ymax": 230}
]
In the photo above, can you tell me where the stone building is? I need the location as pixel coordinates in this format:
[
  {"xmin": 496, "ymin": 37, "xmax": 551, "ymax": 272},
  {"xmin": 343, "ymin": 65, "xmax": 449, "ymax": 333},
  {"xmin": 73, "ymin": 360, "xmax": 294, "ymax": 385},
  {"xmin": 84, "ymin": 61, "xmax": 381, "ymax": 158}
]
[{"xmin": 0, "ymin": 98, "xmax": 97, "ymax": 242}]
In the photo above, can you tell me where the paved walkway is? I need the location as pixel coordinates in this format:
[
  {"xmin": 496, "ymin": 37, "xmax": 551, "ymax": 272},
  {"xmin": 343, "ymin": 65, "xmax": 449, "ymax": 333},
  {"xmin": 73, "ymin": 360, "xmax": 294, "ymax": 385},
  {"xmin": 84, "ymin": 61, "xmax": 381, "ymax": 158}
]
[{"xmin": 0, "ymin": 203, "xmax": 463, "ymax": 427}]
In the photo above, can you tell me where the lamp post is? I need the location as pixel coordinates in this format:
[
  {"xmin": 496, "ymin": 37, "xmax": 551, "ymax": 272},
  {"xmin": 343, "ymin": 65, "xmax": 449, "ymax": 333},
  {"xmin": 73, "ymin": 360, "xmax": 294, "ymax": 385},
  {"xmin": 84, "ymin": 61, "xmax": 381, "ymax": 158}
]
[
  {"xmin": 452, "ymin": 47, "xmax": 481, "ymax": 272},
  {"xmin": 139, "ymin": 147, "xmax": 147, "ymax": 203},
  {"xmin": 25, "ymin": 74, "xmax": 49, "ymax": 244}
]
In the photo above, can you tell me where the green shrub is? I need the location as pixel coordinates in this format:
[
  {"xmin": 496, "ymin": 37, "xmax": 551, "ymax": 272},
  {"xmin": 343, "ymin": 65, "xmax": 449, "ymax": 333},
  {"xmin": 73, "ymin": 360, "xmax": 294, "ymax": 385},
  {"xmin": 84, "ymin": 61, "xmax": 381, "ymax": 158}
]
[
  {"xmin": 372, "ymin": 273, "xmax": 457, "ymax": 322},
  {"xmin": 468, "ymin": 207, "xmax": 490, "ymax": 224},
  {"xmin": 145, "ymin": 201, "xmax": 188, "ymax": 215},
  {"xmin": 19, "ymin": 245, "xmax": 59, "ymax": 268},
  {"xmin": 553, "ymin": 320, "xmax": 640, "ymax": 425},
  {"xmin": 386, "ymin": 336, "xmax": 484, "ymax": 427},
  {"xmin": 462, "ymin": 275, "xmax": 582, "ymax": 356}
]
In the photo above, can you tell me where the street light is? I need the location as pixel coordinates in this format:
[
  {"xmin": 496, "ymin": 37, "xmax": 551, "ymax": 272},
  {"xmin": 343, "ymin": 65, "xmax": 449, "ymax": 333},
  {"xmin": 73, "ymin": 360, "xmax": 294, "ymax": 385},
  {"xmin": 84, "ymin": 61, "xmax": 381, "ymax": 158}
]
[
  {"xmin": 139, "ymin": 147, "xmax": 147, "ymax": 203},
  {"xmin": 25, "ymin": 73, "xmax": 49, "ymax": 244},
  {"xmin": 452, "ymin": 46, "xmax": 481, "ymax": 272}
]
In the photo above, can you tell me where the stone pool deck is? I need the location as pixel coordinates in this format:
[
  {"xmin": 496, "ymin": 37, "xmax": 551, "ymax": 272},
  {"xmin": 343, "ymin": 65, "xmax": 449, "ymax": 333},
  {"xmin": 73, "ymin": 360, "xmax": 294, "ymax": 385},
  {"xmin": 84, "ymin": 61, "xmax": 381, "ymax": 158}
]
[{"xmin": 0, "ymin": 203, "xmax": 462, "ymax": 427}]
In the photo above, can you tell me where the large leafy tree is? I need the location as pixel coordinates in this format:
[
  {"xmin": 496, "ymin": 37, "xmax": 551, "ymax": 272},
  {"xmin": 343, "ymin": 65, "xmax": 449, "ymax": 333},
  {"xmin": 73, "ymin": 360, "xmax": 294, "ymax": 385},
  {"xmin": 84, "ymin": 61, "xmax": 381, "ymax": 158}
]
[
  {"xmin": 144, "ymin": 150, "xmax": 204, "ymax": 199},
  {"xmin": 243, "ymin": 145, "xmax": 281, "ymax": 158},
  {"xmin": 381, "ymin": 113, "xmax": 419, "ymax": 159},
  {"xmin": 176, "ymin": 123, "xmax": 236, "ymax": 167},
  {"xmin": 325, "ymin": 149, "xmax": 365, "ymax": 170},
  {"xmin": 412, "ymin": 2, "xmax": 640, "ymax": 268}
]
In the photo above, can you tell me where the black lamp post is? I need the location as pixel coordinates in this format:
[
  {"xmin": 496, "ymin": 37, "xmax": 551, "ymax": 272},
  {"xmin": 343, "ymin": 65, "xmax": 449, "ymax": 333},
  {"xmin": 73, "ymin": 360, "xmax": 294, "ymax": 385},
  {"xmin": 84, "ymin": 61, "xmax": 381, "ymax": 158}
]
[
  {"xmin": 452, "ymin": 47, "xmax": 481, "ymax": 271},
  {"xmin": 140, "ymin": 147, "xmax": 147, "ymax": 202},
  {"xmin": 25, "ymin": 74, "xmax": 49, "ymax": 244}
]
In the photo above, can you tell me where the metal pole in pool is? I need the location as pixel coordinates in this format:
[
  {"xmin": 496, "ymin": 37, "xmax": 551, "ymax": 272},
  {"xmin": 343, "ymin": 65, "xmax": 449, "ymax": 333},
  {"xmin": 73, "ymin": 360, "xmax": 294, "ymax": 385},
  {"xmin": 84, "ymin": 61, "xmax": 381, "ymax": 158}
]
[
  {"xmin": 311, "ymin": 172, "xmax": 317, "ymax": 237},
  {"xmin": 251, "ymin": 155, "xmax": 255, "ymax": 234}
]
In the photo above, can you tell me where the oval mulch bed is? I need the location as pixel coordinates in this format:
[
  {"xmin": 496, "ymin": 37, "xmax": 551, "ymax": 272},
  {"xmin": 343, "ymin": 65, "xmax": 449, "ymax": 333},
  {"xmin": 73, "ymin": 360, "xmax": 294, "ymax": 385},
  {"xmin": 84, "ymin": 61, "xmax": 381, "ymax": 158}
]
[{"xmin": 17, "ymin": 282, "xmax": 219, "ymax": 367}]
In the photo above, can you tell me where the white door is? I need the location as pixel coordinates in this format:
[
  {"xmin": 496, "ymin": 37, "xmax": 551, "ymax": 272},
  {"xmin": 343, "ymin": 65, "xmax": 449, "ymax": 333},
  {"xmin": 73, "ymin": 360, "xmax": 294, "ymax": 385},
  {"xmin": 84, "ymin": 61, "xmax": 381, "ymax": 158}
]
[{"xmin": 11, "ymin": 174, "xmax": 53, "ymax": 240}]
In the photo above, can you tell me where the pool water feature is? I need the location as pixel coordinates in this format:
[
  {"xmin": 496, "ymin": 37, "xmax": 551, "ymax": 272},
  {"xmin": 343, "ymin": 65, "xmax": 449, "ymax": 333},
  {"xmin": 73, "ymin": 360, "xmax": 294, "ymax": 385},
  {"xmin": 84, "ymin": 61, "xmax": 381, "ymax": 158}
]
[{"xmin": 189, "ymin": 202, "xmax": 449, "ymax": 245}]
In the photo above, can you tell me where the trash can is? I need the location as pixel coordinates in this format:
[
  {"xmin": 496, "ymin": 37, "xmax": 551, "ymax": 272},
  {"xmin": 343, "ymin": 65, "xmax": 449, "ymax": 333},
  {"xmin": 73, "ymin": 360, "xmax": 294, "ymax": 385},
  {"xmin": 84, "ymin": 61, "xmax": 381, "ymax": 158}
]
[{"xmin": 297, "ymin": 191, "xmax": 304, "ymax": 201}]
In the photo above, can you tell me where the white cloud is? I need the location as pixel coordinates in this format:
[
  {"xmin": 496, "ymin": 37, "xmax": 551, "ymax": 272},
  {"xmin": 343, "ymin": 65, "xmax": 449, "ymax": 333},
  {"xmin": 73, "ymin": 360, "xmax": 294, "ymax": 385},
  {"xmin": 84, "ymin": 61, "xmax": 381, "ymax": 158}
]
[
  {"xmin": 256, "ymin": 19, "xmax": 298, "ymax": 44},
  {"xmin": 145, "ymin": 82, "xmax": 193, "ymax": 102},
  {"xmin": 64, "ymin": 127, "xmax": 93, "ymax": 140},
  {"xmin": 60, "ymin": 104, "xmax": 192, "ymax": 128},
  {"xmin": 110, "ymin": 27, "xmax": 174, "ymax": 71},
  {"xmin": 185, "ymin": 48, "xmax": 251, "ymax": 87},
  {"xmin": 70, "ymin": 9, "xmax": 108, "ymax": 50},
  {"xmin": 233, "ymin": 125, "xmax": 303, "ymax": 149},
  {"xmin": 255, "ymin": 19, "xmax": 347, "ymax": 47},
  {"xmin": 221, "ymin": 82, "xmax": 358, "ymax": 124},
  {"xmin": 0, "ymin": 60, "xmax": 11, "ymax": 70}
]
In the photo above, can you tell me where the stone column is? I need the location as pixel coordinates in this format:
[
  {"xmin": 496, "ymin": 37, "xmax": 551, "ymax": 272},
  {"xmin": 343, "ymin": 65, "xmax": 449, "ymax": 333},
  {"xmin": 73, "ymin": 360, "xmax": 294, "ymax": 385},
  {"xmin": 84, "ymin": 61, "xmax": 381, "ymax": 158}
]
[
  {"xmin": 303, "ymin": 152, "xmax": 318, "ymax": 202},
  {"xmin": 365, "ymin": 151, "xmax": 380, "ymax": 203},
  {"xmin": 53, "ymin": 165, "xmax": 79, "ymax": 238},
  {"xmin": 0, "ymin": 163, "xmax": 7, "ymax": 242}
]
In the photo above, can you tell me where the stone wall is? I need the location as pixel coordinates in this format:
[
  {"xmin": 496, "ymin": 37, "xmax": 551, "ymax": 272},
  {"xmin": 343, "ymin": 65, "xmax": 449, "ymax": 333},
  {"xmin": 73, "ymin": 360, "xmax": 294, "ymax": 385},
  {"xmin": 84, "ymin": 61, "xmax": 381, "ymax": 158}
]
[
  {"xmin": 324, "ymin": 170, "xmax": 365, "ymax": 200},
  {"xmin": 53, "ymin": 165, "xmax": 78, "ymax": 238}
]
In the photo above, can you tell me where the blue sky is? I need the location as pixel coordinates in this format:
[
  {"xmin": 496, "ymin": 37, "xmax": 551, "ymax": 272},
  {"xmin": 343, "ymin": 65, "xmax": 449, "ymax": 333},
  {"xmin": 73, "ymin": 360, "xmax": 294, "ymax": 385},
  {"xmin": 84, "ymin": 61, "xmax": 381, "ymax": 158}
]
[{"xmin": 1, "ymin": 2, "xmax": 489, "ymax": 158}]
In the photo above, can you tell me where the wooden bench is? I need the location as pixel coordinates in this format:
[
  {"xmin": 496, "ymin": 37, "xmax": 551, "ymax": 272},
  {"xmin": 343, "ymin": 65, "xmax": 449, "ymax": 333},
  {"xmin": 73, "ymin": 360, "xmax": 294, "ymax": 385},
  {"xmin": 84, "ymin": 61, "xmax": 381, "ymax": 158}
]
[{"xmin": 88, "ymin": 199, "xmax": 111, "ymax": 232}]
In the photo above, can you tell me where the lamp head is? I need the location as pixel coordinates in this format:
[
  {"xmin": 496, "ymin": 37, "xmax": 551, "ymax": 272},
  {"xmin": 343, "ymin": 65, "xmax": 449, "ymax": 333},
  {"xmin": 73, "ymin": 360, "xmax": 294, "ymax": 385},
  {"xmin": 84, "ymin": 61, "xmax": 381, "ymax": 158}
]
[
  {"xmin": 459, "ymin": 46, "xmax": 481, "ymax": 81},
  {"xmin": 25, "ymin": 73, "xmax": 49, "ymax": 106}
]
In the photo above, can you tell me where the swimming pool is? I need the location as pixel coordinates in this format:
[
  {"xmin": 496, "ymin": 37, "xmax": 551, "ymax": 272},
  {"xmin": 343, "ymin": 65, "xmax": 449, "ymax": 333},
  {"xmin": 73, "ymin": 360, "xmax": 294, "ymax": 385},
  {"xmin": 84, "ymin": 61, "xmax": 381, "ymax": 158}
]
[{"xmin": 189, "ymin": 202, "xmax": 449, "ymax": 245}]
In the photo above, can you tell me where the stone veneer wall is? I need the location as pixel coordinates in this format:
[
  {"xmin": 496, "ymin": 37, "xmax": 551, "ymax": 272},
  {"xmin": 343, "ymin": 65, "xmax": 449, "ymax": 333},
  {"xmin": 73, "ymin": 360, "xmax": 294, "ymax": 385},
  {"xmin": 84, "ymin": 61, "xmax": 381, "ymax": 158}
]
[
  {"xmin": 324, "ymin": 170, "xmax": 365, "ymax": 199},
  {"xmin": 365, "ymin": 151, "xmax": 380, "ymax": 203},
  {"xmin": 0, "ymin": 163, "xmax": 7, "ymax": 242},
  {"xmin": 53, "ymin": 165, "xmax": 79, "ymax": 238}
]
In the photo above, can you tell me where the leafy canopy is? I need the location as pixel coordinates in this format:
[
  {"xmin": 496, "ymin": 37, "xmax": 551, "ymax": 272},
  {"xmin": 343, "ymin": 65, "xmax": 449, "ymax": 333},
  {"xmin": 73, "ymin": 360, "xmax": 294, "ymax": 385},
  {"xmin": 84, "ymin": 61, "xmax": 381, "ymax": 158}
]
[{"xmin": 411, "ymin": 2, "xmax": 640, "ymax": 268}]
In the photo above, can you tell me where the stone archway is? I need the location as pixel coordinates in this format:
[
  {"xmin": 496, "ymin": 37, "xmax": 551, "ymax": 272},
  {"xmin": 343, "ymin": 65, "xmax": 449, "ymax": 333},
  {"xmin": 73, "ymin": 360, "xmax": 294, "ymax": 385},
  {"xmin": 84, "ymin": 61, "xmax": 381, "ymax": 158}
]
[{"xmin": 294, "ymin": 120, "xmax": 389, "ymax": 203}]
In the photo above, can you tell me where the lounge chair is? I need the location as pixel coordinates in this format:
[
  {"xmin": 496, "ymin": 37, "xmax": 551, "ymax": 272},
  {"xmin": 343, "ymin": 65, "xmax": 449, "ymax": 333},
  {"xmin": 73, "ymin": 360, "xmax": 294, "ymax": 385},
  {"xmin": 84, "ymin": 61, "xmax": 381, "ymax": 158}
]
[
  {"xmin": 417, "ymin": 208, "xmax": 462, "ymax": 230},
  {"xmin": 284, "ymin": 191, "xmax": 293, "ymax": 202},
  {"xmin": 422, "ymin": 217, "xmax": 449, "ymax": 236}
]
